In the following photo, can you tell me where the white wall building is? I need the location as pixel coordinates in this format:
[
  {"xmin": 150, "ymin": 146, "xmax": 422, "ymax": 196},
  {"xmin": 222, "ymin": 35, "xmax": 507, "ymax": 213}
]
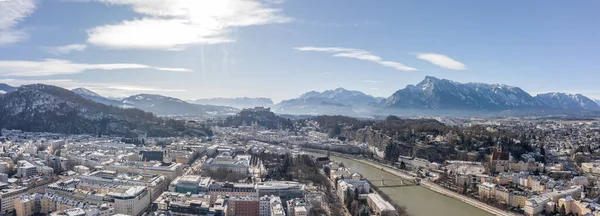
[
  {"xmin": 109, "ymin": 186, "xmax": 150, "ymax": 216},
  {"xmin": 16, "ymin": 160, "xmax": 37, "ymax": 178}
]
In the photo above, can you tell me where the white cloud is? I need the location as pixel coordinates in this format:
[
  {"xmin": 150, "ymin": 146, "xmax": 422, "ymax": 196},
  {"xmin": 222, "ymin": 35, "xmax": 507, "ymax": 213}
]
[
  {"xmin": 364, "ymin": 80, "xmax": 383, "ymax": 84},
  {"xmin": 0, "ymin": 0, "xmax": 37, "ymax": 45},
  {"xmin": 0, "ymin": 59, "xmax": 192, "ymax": 76},
  {"xmin": 416, "ymin": 53, "xmax": 467, "ymax": 70},
  {"xmin": 0, "ymin": 78, "xmax": 187, "ymax": 97},
  {"xmin": 84, "ymin": 0, "xmax": 292, "ymax": 50},
  {"xmin": 295, "ymin": 47, "xmax": 417, "ymax": 71},
  {"xmin": 45, "ymin": 44, "xmax": 87, "ymax": 55}
]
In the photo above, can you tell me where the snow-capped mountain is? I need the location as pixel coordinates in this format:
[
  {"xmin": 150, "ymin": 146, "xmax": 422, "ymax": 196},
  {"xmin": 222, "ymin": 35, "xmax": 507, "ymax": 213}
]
[
  {"xmin": 273, "ymin": 88, "xmax": 380, "ymax": 116},
  {"xmin": 191, "ymin": 97, "xmax": 273, "ymax": 109},
  {"xmin": 0, "ymin": 83, "xmax": 17, "ymax": 94},
  {"xmin": 122, "ymin": 94, "xmax": 238, "ymax": 116},
  {"xmin": 534, "ymin": 92, "xmax": 600, "ymax": 111},
  {"xmin": 382, "ymin": 76, "xmax": 545, "ymax": 110},
  {"xmin": 71, "ymin": 88, "xmax": 122, "ymax": 106},
  {"xmin": 0, "ymin": 84, "xmax": 209, "ymax": 136}
]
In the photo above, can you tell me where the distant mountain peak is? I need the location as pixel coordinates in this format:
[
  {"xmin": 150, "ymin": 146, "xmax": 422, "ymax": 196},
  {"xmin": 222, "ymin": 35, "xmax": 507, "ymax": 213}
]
[
  {"xmin": 72, "ymin": 87, "xmax": 102, "ymax": 98},
  {"xmin": 274, "ymin": 88, "xmax": 380, "ymax": 116},
  {"xmin": 535, "ymin": 92, "xmax": 600, "ymax": 111},
  {"xmin": 122, "ymin": 94, "xmax": 237, "ymax": 116},
  {"xmin": 0, "ymin": 83, "xmax": 17, "ymax": 94},
  {"xmin": 384, "ymin": 77, "xmax": 542, "ymax": 110},
  {"xmin": 422, "ymin": 75, "xmax": 441, "ymax": 82}
]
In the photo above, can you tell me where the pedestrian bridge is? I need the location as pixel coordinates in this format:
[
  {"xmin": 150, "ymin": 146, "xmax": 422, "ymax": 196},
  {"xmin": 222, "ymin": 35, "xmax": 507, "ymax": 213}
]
[{"xmin": 365, "ymin": 177, "xmax": 419, "ymax": 188}]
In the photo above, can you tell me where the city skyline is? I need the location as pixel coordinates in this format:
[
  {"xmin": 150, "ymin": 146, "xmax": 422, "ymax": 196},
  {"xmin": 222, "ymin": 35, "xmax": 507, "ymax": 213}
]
[{"xmin": 0, "ymin": 0, "xmax": 599, "ymax": 102}]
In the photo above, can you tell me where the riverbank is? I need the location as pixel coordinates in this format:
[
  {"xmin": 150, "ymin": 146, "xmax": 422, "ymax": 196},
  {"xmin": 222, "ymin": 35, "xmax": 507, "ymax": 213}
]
[{"xmin": 303, "ymin": 149, "xmax": 518, "ymax": 216}]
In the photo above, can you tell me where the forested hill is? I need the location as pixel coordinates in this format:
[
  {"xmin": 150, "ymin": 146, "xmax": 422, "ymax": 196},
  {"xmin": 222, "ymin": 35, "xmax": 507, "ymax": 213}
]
[{"xmin": 0, "ymin": 84, "xmax": 212, "ymax": 137}]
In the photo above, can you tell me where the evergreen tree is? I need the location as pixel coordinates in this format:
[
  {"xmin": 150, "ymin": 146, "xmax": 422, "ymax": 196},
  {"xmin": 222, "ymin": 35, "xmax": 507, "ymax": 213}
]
[
  {"xmin": 345, "ymin": 188, "xmax": 353, "ymax": 209},
  {"xmin": 540, "ymin": 145, "xmax": 545, "ymax": 155},
  {"xmin": 560, "ymin": 204, "xmax": 566, "ymax": 216},
  {"xmin": 324, "ymin": 166, "xmax": 331, "ymax": 178}
]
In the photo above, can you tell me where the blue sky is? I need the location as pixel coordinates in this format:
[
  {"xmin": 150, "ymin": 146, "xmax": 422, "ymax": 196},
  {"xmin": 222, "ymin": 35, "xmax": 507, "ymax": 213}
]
[{"xmin": 0, "ymin": 0, "xmax": 598, "ymax": 102}]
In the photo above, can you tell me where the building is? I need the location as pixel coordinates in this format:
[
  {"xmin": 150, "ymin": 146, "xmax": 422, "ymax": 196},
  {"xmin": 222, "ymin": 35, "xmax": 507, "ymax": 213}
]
[
  {"xmin": 107, "ymin": 186, "xmax": 150, "ymax": 216},
  {"xmin": 0, "ymin": 187, "xmax": 28, "ymax": 214},
  {"xmin": 73, "ymin": 165, "xmax": 90, "ymax": 175},
  {"xmin": 203, "ymin": 154, "xmax": 249, "ymax": 175},
  {"xmin": 14, "ymin": 194, "xmax": 39, "ymax": 216},
  {"xmin": 581, "ymin": 162, "xmax": 600, "ymax": 175},
  {"xmin": 209, "ymin": 183, "xmax": 257, "ymax": 205},
  {"xmin": 494, "ymin": 186, "xmax": 510, "ymax": 205},
  {"xmin": 511, "ymin": 191, "xmax": 528, "ymax": 208},
  {"xmin": 366, "ymin": 194, "xmax": 397, "ymax": 216},
  {"xmin": 540, "ymin": 186, "xmax": 583, "ymax": 202},
  {"xmin": 152, "ymin": 192, "xmax": 211, "ymax": 215},
  {"xmin": 524, "ymin": 195, "xmax": 549, "ymax": 216},
  {"xmin": 287, "ymin": 198, "xmax": 311, "ymax": 216},
  {"xmin": 259, "ymin": 195, "xmax": 279, "ymax": 216},
  {"xmin": 489, "ymin": 146, "xmax": 510, "ymax": 172},
  {"xmin": 106, "ymin": 163, "xmax": 183, "ymax": 182},
  {"xmin": 337, "ymin": 180, "xmax": 355, "ymax": 205},
  {"xmin": 16, "ymin": 161, "xmax": 37, "ymax": 178},
  {"xmin": 173, "ymin": 175, "xmax": 202, "ymax": 194},
  {"xmin": 256, "ymin": 181, "xmax": 305, "ymax": 200},
  {"xmin": 478, "ymin": 182, "xmax": 496, "ymax": 200},
  {"xmin": 141, "ymin": 151, "xmax": 164, "ymax": 162},
  {"xmin": 226, "ymin": 196, "xmax": 259, "ymax": 216},
  {"xmin": 269, "ymin": 196, "xmax": 285, "ymax": 216},
  {"xmin": 557, "ymin": 196, "xmax": 592, "ymax": 216},
  {"xmin": 339, "ymin": 179, "xmax": 370, "ymax": 194}
]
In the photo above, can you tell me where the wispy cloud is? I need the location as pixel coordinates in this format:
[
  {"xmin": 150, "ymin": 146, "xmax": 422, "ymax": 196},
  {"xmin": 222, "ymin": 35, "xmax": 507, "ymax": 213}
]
[
  {"xmin": 416, "ymin": 53, "xmax": 467, "ymax": 70},
  {"xmin": 0, "ymin": 0, "xmax": 37, "ymax": 45},
  {"xmin": 44, "ymin": 44, "xmax": 87, "ymax": 55},
  {"xmin": 0, "ymin": 78, "xmax": 187, "ymax": 97},
  {"xmin": 294, "ymin": 47, "xmax": 417, "ymax": 71},
  {"xmin": 82, "ymin": 0, "xmax": 292, "ymax": 50},
  {"xmin": 0, "ymin": 59, "xmax": 191, "ymax": 76},
  {"xmin": 364, "ymin": 80, "xmax": 384, "ymax": 84}
]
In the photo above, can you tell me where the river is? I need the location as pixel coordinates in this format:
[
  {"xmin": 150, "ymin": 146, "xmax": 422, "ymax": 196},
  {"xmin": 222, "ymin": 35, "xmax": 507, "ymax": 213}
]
[{"xmin": 312, "ymin": 153, "xmax": 492, "ymax": 216}]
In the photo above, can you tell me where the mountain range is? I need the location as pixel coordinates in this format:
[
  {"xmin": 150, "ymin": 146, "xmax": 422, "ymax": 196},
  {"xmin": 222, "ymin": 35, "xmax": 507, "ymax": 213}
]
[
  {"xmin": 72, "ymin": 88, "xmax": 123, "ymax": 107},
  {"xmin": 382, "ymin": 76, "xmax": 545, "ymax": 110},
  {"xmin": 70, "ymin": 88, "xmax": 238, "ymax": 116},
  {"xmin": 121, "ymin": 94, "xmax": 237, "ymax": 116},
  {"xmin": 272, "ymin": 88, "xmax": 381, "ymax": 116},
  {"xmin": 1, "ymin": 76, "xmax": 600, "ymax": 119},
  {"xmin": 534, "ymin": 93, "xmax": 600, "ymax": 111},
  {"xmin": 0, "ymin": 84, "xmax": 211, "ymax": 137}
]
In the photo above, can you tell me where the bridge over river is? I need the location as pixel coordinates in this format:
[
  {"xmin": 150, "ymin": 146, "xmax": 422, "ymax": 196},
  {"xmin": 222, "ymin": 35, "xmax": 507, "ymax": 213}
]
[
  {"xmin": 364, "ymin": 177, "xmax": 419, "ymax": 188},
  {"xmin": 307, "ymin": 151, "xmax": 493, "ymax": 216}
]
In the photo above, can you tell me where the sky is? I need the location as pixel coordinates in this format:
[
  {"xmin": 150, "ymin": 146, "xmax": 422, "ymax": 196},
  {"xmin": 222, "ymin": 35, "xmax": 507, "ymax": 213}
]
[{"xmin": 0, "ymin": 0, "xmax": 599, "ymax": 102}]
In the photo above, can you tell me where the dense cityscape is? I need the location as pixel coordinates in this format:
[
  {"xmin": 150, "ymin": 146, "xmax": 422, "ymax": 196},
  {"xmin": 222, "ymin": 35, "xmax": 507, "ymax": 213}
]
[{"xmin": 0, "ymin": 106, "xmax": 598, "ymax": 216}]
